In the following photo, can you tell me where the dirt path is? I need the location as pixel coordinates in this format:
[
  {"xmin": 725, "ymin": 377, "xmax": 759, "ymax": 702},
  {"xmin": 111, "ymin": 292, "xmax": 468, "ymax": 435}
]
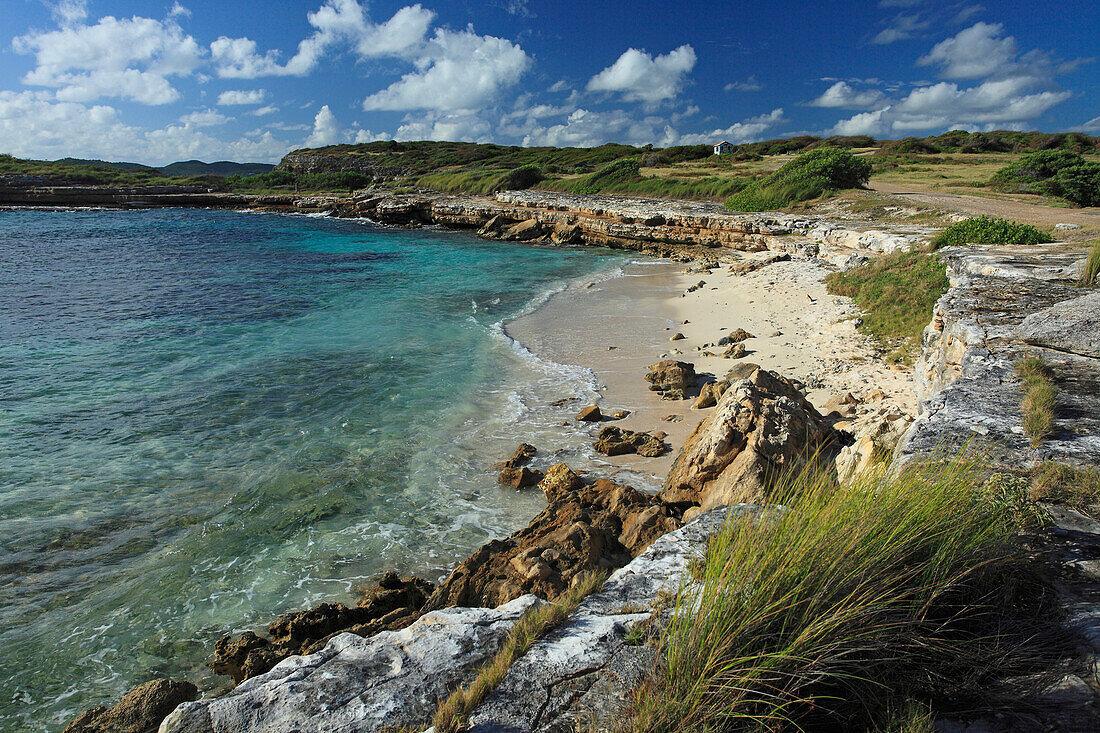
[{"xmin": 870, "ymin": 180, "xmax": 1100, "ymax": 235}]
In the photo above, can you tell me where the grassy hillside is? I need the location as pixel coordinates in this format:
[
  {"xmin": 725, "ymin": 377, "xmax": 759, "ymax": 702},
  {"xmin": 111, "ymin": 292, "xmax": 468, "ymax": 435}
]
[{"xmin": 279, "ymin": 131, "xmax": 1100, "ymax": 206}]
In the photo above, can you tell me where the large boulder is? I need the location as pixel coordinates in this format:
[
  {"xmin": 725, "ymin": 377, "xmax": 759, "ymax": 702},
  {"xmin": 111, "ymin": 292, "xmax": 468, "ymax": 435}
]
[
  {"xmin": 161, "ymin": 597, "xmax": 544, "ymax": 733},
  {"xmin": 210, "ymin": 572, "xmax": 434, "ymax": 683},
  {"xmin": 63, "ymin": 678, "xmax": 197, "ymax": 733},
  {"xmin": 423, "ymin": 464, "xmax": 682, "ymax": 611},
  {"xmin": 661, "ymin": 367, "xmax": 840, "ymax": 509}
]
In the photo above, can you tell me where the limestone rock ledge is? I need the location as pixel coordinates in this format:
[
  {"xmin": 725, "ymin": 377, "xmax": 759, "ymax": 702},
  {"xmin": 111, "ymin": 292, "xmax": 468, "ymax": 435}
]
[
  {"xmin": 159, "ymin": 596, "xmax": 544, "ymax": 733},
  {"xmin": 463, "ymin": 506, "xmax": 745, "ymax": 732},
  {"xmin": 900, "ymin": 243, "xmax": 1100, "ymax": 470}
]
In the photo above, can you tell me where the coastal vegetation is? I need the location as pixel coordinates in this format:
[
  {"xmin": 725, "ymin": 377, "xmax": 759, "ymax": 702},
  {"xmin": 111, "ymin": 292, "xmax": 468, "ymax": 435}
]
[
  {"xmin": 931, "ymin": 216, "xmax": 1052, "ymax": 248},
  {"xmin": 824, "ymin": 251, "xmax": 949, "ymax": 362},
  {"xmin": 724, "ymin": 147, "xmax": 873, "ymax": 211},
  {"xmin": 626, "ymin": 455, "xmax": 1058, "ymax": 732},
  {"xmin": 1016, "ymin": 356, "xmax": 1057, "ymax": 446}
]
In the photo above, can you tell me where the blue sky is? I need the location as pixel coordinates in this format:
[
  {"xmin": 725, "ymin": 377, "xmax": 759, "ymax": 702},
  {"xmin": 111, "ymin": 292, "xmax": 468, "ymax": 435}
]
[{"xmin": 1, "ymin": 0, "xmax": 1097, "ymax": 165}]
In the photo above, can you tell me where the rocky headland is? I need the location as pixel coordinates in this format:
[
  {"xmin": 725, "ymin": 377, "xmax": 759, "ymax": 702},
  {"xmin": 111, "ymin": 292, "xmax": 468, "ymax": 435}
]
[{"xmin": 50, "ymin": 188, "xmax": 1100, "ymax": 733}]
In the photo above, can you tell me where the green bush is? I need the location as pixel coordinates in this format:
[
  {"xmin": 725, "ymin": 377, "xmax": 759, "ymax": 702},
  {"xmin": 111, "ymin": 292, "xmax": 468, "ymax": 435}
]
[
  {"xmin": 571, "ymin": 158, "xmax": 642, "ymax": 194},
  {"xmin": 990, "ymin": 151, "xmax": 1100, "ymax": 206},
  {"xmin": 725, "ymin": 147, "xmax": 872, "ymax": 211},
  {"xmin": 491, "ymin": 163, "xmax": 544, "ymax": 191},
  {"xmin": 931, "ymin": 216, "xmax": 1052, "ymax": 249},
  {"xmin": 990, "ymin": 150, "xmax": 1084, "ymax": 194},
  {"xmin": 1052, "ymin": 162, "xmax": 1100, "ymax": 207},
  {"xmin": 1082, "ymin": 241, "xmax": 1100, "ymax": 286}
]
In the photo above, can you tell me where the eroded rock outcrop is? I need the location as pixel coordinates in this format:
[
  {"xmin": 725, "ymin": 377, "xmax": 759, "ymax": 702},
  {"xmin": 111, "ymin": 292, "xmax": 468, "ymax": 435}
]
[
  {"xmin": 644, "ymin": 359, "xmax": 697, "ymax": 400},
  {"xmin": 661, "ymin": 367, "xmax": 841, "ymax": 510},
  {"xmin": 422, "ymin": 464, "xmax": 683, "ymax": 611},
  {"xmin": 900, "ymin": 244, "xmax": 1100, "ymax": 469},
  {"xmin": 594, "ymin": 426, "xmax": 669, "ymax": 457},
  {"xmin": 64, "ymin": 678, "xmax": 197, "ymax": 733}
]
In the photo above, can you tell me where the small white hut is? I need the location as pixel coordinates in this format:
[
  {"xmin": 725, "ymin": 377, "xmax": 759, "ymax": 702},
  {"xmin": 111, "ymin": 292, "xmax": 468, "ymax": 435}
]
[{"xmin": 713, "ymin": 141, "xmax": 734, "ymax": 156}]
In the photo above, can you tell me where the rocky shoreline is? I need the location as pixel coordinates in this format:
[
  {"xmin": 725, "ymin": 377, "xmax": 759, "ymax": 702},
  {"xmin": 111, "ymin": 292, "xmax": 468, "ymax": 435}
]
[{"xmin": 49, "ymin": 191, "xmax": 1100, "ymax": 732}]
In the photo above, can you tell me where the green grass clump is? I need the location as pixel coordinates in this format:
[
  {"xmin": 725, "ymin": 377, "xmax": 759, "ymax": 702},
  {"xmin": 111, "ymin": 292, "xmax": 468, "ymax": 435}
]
[
  {"xmin": 1015, "ymin": 357, "xmax": 1057, "ymax": 446},
  {"xmin": 432, "ymin": 571, "xmax": 606, "ymax": 733},
  {"xmin": 1082, "ymin": 241, "xmax": 1100, "ymax": 286},
  {"xmin": 725, "ymin": 147, "xmax": 872, "ymax": 211},
  {"xmin": 825, "ymin": 252, "xmax": 948, "ymax": 363},
  {"xmin": 931, "ymin": 216, "xmax": 1052, "ymax": 249},
  {"xmin": 625, "ymin": 456, "xmax": 1057, "ymax": 732}
]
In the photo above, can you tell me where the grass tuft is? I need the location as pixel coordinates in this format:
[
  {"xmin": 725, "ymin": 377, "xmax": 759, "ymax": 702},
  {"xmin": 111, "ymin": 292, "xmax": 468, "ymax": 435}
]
[
  {"xmin": 431, "ymin": 571, "xmax": 606, "ymax": 733},
  {"xmin": 624, "ymin": 454, "xmax": 1061, "ymax": 732},
  {"xmin": 824, "ymin": 251, "xmax": 949, "ymax": 363},
  {"xmin": 1016, "ymin": 357, "xmax": 1057, "ymax": 447},
  {"xmin": 1081, "ymin": 241, "xmax": 1100, "ymax": 286}
]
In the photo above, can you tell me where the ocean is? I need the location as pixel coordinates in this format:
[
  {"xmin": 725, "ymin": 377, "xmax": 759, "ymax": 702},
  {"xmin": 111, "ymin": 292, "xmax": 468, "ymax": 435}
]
[{"xmin": 0, "ymin": 208, "xmax": 637, "ymax": 731}]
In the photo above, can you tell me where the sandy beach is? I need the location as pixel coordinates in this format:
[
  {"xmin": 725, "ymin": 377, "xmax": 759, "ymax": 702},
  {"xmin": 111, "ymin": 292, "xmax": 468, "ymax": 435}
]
[{"xmin": 508, "ymin": 251, "xmax": 917, "ymax": 483}]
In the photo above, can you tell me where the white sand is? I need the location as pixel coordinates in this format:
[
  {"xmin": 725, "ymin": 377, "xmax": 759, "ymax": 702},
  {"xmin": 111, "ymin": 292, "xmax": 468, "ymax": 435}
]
[{"xmin": 507, "ymin": 254, "xmax": 916, "ymax": 485}]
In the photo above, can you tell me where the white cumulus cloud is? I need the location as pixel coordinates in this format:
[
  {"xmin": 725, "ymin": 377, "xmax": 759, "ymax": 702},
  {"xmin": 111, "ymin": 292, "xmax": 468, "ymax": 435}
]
[
  {"xmin": 675, "ymin": 108, "xmax": 786, "ymax": 145},
  {"xmin": 586, "ymin": 45, "xmax": 696, "ymax": 105},
  {"xmin": 918, "ymin": 22, "xmax": 1016, "ymax": 79},
  {"xmin": 362, "ymin": 28, "xmax": 530, "ymax": 112},
  {"xmin": 13, "ymin": 14, "xmax": 203, "ymax": 105},
  {"xmin": 811, "ymin": 82, "xmax": 886, "ymax": 109},
  {"xmin": 179, "ymin": 109, "xmax": 229, "ymax": 126},
  {"xmin": 217, "ymin": 89, "xmax": 267, "ymax": 105}
]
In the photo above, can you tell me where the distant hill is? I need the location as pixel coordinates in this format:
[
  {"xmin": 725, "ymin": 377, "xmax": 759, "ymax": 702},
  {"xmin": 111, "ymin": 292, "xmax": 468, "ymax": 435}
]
[
  {"xmin": 53, "ymin": 158, "xmax": 275, "ymax": 178},
  {"xmin": 157, "ymin": 160, "xmax": 275, "ymax": 177},
  {"xmin": 55, "ymin": 157, "xmax": 155, "ymax": 172}
]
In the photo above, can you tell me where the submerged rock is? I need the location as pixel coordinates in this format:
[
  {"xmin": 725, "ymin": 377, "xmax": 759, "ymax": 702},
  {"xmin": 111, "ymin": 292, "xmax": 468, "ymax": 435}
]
[
  {"xmin": 210, "ymin": 572, "xmax": 434, "ymax": 684},
  {"xmin": 497, "ymin": 465, "xmax": 544, "ymax": 489},
  {"xmin": 64, "ymin": 678, "xmax": 197, "ymax": 733},
  {"xmin": 489, "ymin": 442, "xmax": 537, "ymax": 470}
]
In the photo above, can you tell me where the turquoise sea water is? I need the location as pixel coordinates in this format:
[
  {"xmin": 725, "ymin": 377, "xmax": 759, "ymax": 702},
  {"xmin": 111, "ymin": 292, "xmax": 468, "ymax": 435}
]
[{"xmin": 0, "ymin": 208, "xmax": 631, "ymax": 731}]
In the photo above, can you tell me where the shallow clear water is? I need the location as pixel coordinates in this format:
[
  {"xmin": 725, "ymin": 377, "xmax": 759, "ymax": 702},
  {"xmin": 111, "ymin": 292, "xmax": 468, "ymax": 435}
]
[{"xmin": 0, "ymin": 208, "xmax": 631, "ymax": 731}]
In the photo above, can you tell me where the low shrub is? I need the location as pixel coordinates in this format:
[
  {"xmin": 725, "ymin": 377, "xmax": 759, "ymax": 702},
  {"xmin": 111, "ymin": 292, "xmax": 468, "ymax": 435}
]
[
  {"xmin": 1052, "ymin": 162, "xmax": 1100, "ymax": 207},
  {"xmin": 625, "ymin": 455, "xmax": 1062, "ymax": 732},
  {"xmin": 825, "ymin": 251, "xmax": 949, "ymax": 363},
  {"xmin": 725, "ymin": 147, "xmax": 872, "ymax": 211},
  {"xmin": 571, "ymin": 158, "xmax": 642, "ymax": 194},
  {"xmin": 931, "ymin": 216, "xmax": 1052, "ymax": 249}
]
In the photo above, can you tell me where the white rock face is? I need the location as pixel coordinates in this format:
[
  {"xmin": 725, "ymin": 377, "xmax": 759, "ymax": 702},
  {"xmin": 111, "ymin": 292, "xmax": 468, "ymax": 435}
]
[
  {"xmin": 464, "ymin": 506, "xmax": 752, "ymax": 732},
  {"xmin": 159, "ymin": 595, "xmax": 544, "ymax": 733}
]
